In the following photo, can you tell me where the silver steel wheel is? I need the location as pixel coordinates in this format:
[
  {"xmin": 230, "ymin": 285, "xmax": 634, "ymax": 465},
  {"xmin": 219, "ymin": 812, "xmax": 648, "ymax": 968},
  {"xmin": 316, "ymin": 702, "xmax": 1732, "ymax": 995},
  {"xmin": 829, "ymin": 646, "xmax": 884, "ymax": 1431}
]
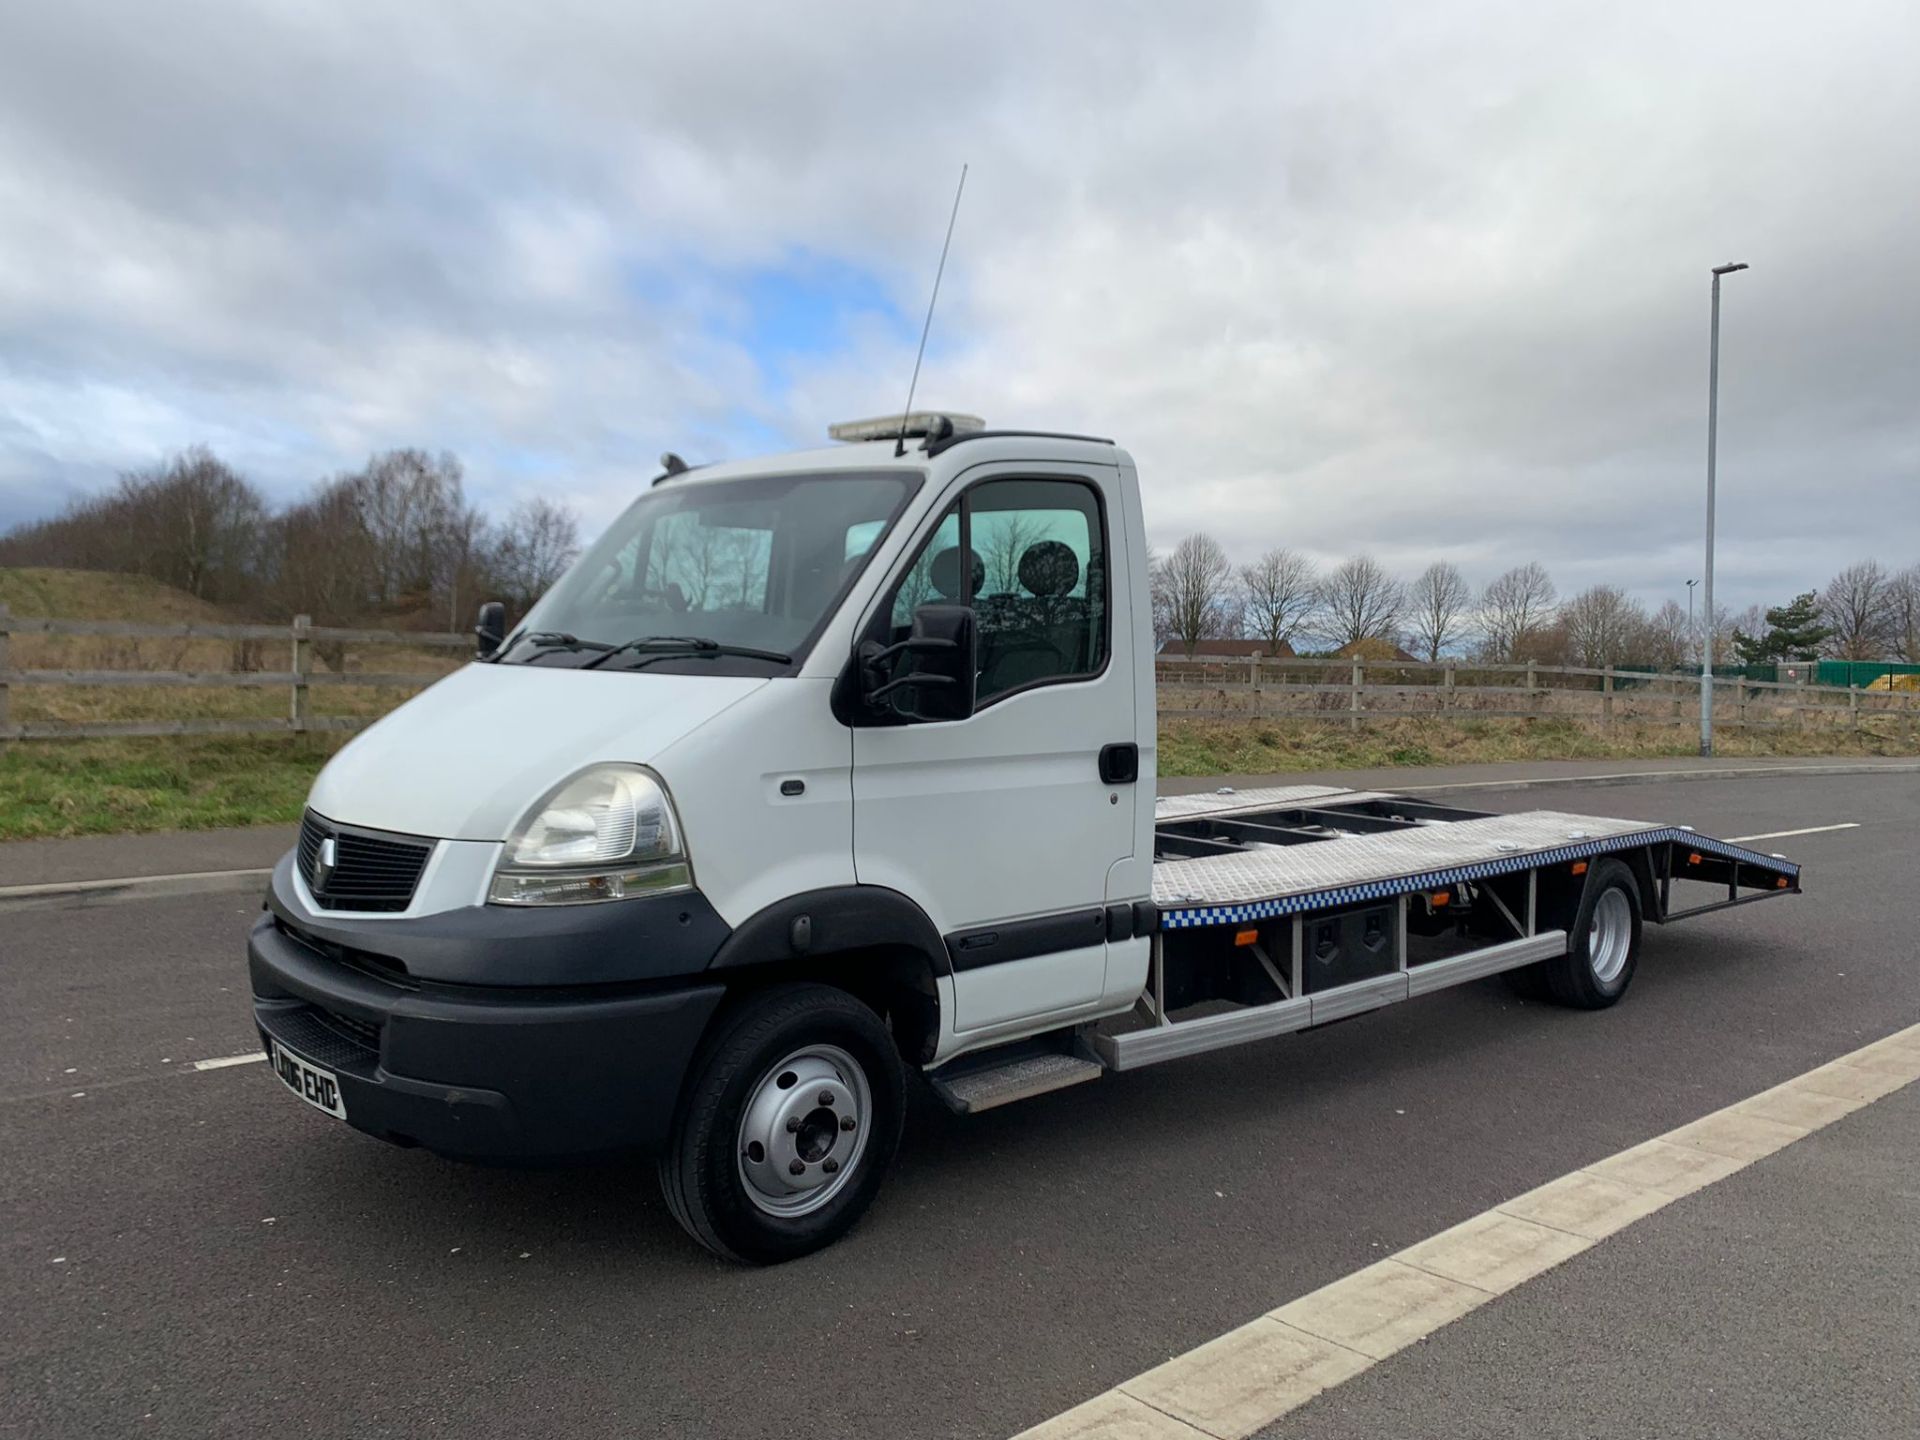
[
  {"xmin": 1587, "ymin": 887, "xmax": 1633, "ymax": 984},
  {"xmin": 736, "ymin": 1044, "xmax": 872, "ymax": 1218}
]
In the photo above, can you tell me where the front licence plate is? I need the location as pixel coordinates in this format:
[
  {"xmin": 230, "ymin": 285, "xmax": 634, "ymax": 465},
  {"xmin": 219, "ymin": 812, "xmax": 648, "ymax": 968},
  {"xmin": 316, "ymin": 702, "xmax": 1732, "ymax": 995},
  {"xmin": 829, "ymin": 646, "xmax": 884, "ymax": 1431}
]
[{"xmin": 270, "ymin": 1040, "xmax": 348, "ymax": 1121}]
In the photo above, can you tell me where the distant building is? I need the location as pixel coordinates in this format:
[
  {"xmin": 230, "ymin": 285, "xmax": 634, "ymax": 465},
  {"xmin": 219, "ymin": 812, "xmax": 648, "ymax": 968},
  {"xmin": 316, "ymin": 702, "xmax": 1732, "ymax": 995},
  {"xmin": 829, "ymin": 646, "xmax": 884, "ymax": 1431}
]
[{"xmin": 1157, "ymin": 638, "xmax": 1298, "ymax": 659}]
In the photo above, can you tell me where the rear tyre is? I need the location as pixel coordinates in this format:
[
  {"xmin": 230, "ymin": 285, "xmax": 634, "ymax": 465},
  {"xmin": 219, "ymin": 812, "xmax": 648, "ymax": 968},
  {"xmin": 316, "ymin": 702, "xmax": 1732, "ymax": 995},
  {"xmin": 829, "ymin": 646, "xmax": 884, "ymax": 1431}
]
[
  {"xmin": 659, "ymin": 984, "xmax": 904, "ymax": 1264},
  {"xmin": 1543, "ymin": 859, "xmax": 1642, "ymax": 1009}
]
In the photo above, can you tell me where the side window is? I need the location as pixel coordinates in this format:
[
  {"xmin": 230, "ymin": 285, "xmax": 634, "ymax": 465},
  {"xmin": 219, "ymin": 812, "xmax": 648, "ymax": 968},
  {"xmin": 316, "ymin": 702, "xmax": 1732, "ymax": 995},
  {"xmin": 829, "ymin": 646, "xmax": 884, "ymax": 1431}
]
[
  {"xmin": 970, "ymin": 479, "xmax": 1106, "ymax": 702},
  {"xmin": 872, "ymin": 477, "xmax": 1107, "ymax": 713}
]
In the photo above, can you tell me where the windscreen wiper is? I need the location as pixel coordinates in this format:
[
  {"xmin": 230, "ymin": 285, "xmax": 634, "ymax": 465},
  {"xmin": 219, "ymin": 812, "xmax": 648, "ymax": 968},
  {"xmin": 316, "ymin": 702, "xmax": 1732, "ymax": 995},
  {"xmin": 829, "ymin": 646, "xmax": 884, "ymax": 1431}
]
[
  {"xmin": 580, "ymin": 635, "xmax": 792, "ymax": 671},
  {"xmin": 491, "ymin": 630, "xmax": 614, "ymax": 663}
]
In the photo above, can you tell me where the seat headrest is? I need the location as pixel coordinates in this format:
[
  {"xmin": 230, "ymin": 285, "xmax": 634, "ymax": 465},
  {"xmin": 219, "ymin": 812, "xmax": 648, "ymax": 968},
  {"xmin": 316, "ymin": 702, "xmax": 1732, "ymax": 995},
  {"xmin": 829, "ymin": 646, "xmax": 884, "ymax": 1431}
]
[
  {"xmin": 1018, "ymin": 540, "xmax": 1080, "ymax": 598},
  {"xmin": 929, "ymin": 545, "xmax": 985, "ymax": 600}
]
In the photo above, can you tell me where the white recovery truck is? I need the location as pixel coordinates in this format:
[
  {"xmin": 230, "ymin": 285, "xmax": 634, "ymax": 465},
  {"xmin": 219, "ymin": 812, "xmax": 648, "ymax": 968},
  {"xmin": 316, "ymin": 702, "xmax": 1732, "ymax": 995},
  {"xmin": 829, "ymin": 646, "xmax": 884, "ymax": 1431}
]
[{"xmin": 249, "ymin": 416, "xmax": 1802, "ymax": 1262}]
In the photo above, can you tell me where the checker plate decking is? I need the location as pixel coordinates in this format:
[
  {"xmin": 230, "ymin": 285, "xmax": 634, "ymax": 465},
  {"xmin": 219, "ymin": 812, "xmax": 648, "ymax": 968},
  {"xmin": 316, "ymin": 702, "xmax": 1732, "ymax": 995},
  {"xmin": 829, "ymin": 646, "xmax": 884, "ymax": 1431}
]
[{"xmin": 1151, "ymin": 790, "xmax": 1800, "ymax": 929}]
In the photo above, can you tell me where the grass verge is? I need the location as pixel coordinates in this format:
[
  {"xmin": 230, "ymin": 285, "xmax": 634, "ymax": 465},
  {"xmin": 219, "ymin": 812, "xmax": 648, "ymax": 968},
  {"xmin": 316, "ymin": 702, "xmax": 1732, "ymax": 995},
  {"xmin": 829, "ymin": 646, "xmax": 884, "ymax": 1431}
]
[
  {"xmin": 0, "ymin": 718, "xmax": 1912, "ymax": 841},
  {"xmin": 1159, "ymin": 715, "xmax": 1917, "ymax": 777},
  {"xmin": 0, "ymin": 735, "xmax": 349, "ymax": 840}
]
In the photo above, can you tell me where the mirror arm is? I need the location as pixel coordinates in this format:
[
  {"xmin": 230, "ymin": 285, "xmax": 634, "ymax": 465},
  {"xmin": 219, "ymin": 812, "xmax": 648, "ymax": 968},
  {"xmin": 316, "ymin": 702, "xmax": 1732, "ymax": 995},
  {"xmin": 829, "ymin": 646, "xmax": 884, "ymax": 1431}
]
[
  {"xmin": 866, "ymin": 673, "xmax": 956, "ymax": 704},
  {"xmin": 868, "ymin": 635, "xmax": 958, "ymax": 666}
]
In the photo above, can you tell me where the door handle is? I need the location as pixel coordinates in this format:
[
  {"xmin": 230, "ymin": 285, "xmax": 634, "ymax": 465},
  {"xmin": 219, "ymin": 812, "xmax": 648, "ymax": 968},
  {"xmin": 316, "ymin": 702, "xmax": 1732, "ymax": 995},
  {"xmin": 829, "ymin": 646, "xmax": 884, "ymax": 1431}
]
[{"xmin": 1098, "ymin": 742, "xmax": 1139, "ymax": 785}]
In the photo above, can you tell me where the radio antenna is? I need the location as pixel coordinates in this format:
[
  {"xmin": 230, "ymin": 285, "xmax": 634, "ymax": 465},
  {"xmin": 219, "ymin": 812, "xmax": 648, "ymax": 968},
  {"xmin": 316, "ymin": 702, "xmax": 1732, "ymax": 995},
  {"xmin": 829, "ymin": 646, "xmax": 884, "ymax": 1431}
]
[{"xmin": 895, "ymin": 162, "xmax": 968, "ymax": 457}]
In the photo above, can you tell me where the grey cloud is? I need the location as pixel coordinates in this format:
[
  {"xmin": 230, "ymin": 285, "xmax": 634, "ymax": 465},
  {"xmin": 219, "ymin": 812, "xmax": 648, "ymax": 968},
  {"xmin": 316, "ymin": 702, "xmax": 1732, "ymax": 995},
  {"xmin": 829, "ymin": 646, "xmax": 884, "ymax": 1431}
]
[{"xmin": 0, "ymin": 0, "xmax": 1913, "ymax": 606}]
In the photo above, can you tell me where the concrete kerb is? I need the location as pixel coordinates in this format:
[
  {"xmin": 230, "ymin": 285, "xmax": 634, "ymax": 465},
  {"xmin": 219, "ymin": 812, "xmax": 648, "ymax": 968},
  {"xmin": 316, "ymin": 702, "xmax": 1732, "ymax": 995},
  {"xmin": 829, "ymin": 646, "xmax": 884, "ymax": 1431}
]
[{"xmin": 0, "ymin": 867, "xmax": 271, "ymax": 913}]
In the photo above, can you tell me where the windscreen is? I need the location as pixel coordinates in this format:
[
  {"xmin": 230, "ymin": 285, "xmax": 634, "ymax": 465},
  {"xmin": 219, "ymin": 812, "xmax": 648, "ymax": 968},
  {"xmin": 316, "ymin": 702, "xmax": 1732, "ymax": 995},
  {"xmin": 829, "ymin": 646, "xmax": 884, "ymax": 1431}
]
[{"xmin": 511, "ymin": 470, "xmax": 918, "ymax": 666}]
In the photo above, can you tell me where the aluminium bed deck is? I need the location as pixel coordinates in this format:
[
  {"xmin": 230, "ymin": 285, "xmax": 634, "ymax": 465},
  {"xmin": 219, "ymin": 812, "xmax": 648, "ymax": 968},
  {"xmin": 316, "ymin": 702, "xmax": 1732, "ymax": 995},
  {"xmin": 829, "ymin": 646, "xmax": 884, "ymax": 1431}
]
[{"xmin": 1150, "ymin": 785, "xmax": 1802, "ymax": 930}]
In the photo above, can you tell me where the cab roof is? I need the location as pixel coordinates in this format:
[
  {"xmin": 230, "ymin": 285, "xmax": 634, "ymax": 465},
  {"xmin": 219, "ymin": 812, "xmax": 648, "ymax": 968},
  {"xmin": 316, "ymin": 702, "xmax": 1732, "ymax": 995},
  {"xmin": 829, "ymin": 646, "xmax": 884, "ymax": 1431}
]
[{"xmin": 659, "ymin": 428, "xmax": 1120, "ymax": 489}]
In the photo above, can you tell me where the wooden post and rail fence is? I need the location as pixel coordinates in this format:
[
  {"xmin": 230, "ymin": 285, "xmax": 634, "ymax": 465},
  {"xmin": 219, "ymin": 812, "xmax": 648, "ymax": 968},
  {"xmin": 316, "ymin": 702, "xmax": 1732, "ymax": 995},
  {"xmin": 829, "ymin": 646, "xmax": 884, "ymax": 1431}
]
[
  {"xmin": 0, "ymin": 602, "xmax": 1913, "ymax": 742},
  {"xmin": 0, "ymin": 604, "xmax": 470, "ymax": 741}
]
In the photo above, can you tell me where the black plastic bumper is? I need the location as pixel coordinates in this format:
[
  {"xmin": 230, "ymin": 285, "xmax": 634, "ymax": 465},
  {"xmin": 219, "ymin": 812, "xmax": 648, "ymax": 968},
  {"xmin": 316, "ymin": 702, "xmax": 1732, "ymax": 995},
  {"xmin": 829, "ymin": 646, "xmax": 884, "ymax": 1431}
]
[{"xmin": 249, "ymin": 912, "xmax": 724, "ymax": 1161}]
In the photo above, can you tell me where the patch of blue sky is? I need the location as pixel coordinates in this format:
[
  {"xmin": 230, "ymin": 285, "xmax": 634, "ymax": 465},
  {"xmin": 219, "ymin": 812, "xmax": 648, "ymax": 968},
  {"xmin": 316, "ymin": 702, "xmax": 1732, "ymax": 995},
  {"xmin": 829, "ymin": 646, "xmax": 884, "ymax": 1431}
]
[
  {"xmin": 623, "ymin": 249, "xmax": 914, "ymax": 379},
  {"xmin": 734, "ymin": 255, "xmax": 913, "ymax": 362}
]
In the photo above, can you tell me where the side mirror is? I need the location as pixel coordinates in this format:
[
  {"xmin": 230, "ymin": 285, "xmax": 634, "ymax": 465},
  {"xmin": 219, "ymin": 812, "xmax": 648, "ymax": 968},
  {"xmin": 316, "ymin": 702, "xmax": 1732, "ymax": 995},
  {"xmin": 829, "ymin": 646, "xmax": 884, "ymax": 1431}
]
[
  {"xmin": 860, "ymin": 603, "xmax": 977, "ymax": 721},
  {"xmin": 475, "ymin": 600, "xmax": 507, "ymax": 658}
]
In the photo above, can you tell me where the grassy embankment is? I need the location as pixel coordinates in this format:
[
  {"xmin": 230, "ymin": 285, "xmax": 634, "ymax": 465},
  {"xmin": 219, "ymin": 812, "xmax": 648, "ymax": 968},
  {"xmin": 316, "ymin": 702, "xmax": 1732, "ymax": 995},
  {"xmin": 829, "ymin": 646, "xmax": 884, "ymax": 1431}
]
[
  {"xmin": 1, "ymin": 567, "xmax": 441, "ymax": 838},
  {"xmin": 1, "ymin": 567, "xmax": 1913, "ymax": 841}
]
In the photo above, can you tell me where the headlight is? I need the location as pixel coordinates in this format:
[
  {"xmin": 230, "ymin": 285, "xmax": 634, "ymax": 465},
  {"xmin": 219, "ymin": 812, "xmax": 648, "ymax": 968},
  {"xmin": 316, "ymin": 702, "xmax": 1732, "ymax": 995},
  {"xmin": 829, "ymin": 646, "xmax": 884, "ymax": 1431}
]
[{"xmin": 489, "ymin": 764, "xmax": 691, "ymax": 905}]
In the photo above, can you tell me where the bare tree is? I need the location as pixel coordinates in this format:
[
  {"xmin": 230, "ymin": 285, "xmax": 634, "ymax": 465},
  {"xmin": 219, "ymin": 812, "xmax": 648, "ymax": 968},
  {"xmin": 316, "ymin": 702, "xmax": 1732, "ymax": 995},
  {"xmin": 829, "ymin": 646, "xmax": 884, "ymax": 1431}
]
[
  {"xmin": 1883, "ymin": 564, "xmax": 1920, "ymax": 663},
  {"xmin": 1638, "ymin": 599, "xmax": 1691, "ymax": 669},
  {"xmin": 491, "ymin": 498, "xmax": 582, "ymax": 612},
  {"xmin": 1404, "ymin": 561, "xmax": 1470, "ymax": 662},
  {"xmin": 1316, "ymin": 555, "xmax": 1404, "ymax": 651},
  {"xmin": 1157, "ymin": 533, "xmax": 1234, "ymax": 657},
  {"xmin": 1477, "ymin": 562, "xmax": 1558, "ymax": 661},
  {"xmin": 1819, "ymin": 560, "xmax": 1893, "ymax": 659},
  {"xmin": 1561, "ymin": 584, "xmax": 1646, "ymax": 668},
  {"xmin": 1234, "ymin": 548, "xmax": 1318, "ymax": 655},
  {"xmin": 0, "ymin": 446, "xmax": 267, "ymax": 604},
  {"xmin": 264, "ymin": 476, "xmax": 377, "ymax": 624}
]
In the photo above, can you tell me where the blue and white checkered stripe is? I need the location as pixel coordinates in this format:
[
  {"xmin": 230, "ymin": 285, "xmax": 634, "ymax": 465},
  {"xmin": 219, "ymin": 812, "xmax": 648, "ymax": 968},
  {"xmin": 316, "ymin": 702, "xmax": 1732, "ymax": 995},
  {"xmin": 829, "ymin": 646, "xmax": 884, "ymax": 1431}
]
[{"xmin": 1158, "ymin": 828, "xmax": 1800, "ymax": 930}]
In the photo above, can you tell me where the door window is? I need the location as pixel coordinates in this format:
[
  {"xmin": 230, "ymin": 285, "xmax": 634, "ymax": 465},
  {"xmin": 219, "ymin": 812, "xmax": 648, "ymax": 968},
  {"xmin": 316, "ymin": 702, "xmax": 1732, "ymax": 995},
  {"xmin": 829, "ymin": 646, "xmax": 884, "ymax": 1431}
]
[{"xmin": 874, "ymin": 477, "xmax": 1108, "ymax": 712}]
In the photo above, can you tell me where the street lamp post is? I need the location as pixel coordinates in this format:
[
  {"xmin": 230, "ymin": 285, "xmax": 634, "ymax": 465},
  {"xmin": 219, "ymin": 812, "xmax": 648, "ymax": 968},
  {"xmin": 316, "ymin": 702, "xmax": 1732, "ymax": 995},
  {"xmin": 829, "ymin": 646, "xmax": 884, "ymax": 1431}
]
[{"xmin": 1701, "ymin": 261, "xmax": 1748, "ymax": 757}]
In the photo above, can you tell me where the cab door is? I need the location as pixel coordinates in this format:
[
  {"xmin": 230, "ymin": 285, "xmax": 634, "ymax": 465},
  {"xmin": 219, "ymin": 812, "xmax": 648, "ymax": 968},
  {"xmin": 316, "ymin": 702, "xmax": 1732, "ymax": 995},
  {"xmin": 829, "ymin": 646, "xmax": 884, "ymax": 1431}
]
[{"xmin": 850, "ymin": 463, "xmax": 1139, "ymax": 1037}]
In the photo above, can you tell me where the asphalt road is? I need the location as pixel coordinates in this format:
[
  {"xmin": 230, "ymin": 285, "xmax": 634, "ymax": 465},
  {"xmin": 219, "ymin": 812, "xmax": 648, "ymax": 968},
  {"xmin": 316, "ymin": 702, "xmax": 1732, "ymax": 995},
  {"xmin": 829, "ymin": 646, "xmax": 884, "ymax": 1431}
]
[
  {"xmin": 1258, "ymin": 1082, "xmax": 1920, "ymax": 1440},
  {"xmin": 3, "ymin": 771, "xmax": 1914, "ymax": 1439}
]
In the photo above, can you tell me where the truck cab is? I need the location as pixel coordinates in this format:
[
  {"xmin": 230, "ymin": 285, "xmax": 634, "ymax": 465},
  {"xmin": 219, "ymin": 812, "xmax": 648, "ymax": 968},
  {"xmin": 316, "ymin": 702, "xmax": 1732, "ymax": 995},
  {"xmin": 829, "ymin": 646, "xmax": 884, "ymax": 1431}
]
[{"xmin": 250, "ymin": 419, "xmax": 1159, "ymax": 1261}]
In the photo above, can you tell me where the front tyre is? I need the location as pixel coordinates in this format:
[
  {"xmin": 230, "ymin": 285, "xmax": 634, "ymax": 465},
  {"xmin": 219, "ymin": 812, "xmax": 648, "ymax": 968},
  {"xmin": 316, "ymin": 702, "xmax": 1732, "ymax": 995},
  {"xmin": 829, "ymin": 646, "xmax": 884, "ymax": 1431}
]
[
  {"xmin": 1544, "ymin": 858, "xmax": 1643, "ymax": 1009},
  {"xmin": 660, "ymin": 984, "xmax": 904, "ymax": 1264}
]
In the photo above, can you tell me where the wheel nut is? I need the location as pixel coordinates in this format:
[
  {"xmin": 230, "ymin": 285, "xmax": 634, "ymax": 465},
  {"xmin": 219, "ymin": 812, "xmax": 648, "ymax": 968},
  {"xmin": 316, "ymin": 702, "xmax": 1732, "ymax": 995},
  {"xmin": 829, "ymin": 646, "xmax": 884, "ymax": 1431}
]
[
  {"xmin": 788, "ymin": 1159, "xmax": 806, "ymax": 1176},
  {"xmin": 818, "ymin": 1091, "xmax": 835, "ymax": 1107},
  {"xmin": 822, "ymin": 1158, "xmax": 839, "ymax": 1174},
  {"xmin": 839, "ymin": 1115, "xmax": 856, "ymax": 1131},
  {"xmin": 785, "ymin": 1116, "xmax": 802, "ymax": 1132}
]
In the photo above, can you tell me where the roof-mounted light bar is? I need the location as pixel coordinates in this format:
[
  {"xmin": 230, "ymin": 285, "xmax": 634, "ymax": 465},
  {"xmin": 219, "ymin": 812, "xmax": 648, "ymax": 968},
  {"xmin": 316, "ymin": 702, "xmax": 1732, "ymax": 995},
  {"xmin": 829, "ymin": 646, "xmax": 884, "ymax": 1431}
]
[{"xmin": 828, "ymin": 412, "xmax": 985, "ymax": 444}]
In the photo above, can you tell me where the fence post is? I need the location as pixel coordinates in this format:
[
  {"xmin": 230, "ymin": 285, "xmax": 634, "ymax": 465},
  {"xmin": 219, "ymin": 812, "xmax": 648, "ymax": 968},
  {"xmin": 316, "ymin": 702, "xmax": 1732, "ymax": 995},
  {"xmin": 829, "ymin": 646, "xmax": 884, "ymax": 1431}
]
[
  {"xmin": 1602, "ymin": 665, "xmax": 1614, "ymax": 729},
  {"xmin": 291, "ymin": 614, "xmax": 312, "ymax": 733},
  {"xmin": 1444, "ymin": 659, "xmax": 1455, "ymax": 711},
  {"xmin": 1349, "ymin": 657, "xmax": 1363, "ymax": 729},
  {"xmin": 1849, "ymin": 684, "xmax": 1859, "ymax": 733},
  {"xmin": 0, "ymin": 602, "xmax": 11, "ymax": 740},
  {"xmin": 1249, "ymin": 654, "xmax": 1260, "ymax": 694},
  {"xmin": 1525, "ymin": 659, "xmax": 1537, "ymax": 719}
]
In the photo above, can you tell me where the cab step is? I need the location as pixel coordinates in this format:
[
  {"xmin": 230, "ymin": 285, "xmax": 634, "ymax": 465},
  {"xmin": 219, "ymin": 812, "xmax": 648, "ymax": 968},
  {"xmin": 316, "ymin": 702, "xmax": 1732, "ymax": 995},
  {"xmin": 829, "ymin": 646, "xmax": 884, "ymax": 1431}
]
[{"xmin": 926, "ymin": 1045, "xmax": 1105, "ymax": 1114}]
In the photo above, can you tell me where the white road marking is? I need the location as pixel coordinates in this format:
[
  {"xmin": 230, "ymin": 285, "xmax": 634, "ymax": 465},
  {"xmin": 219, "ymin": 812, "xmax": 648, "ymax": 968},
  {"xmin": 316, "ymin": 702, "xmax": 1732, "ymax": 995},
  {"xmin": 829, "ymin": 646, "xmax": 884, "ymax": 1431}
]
[
  {"xmin": 1012, "ymin": 1023, "xmax": 1920, "ymax": 1440},
  {"xmin": 190, "ymin": 1052, "xmax": 267, "ymax": 1071},
  {"xmin": 1726, "ymin": 822, "xmax": 1860, "ymax": 843}
]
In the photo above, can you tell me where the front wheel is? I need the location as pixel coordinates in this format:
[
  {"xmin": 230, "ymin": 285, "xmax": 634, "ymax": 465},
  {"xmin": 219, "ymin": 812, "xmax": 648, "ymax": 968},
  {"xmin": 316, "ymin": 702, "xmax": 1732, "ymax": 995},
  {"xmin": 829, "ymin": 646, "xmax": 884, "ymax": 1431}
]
[
  {"xmin": 659, "ymin": 984, "xmax": 904, "ymax": 1264},
  {"xmin": 1543, "ymin": 858, "xmax": 1643, "ymax": 1009}
]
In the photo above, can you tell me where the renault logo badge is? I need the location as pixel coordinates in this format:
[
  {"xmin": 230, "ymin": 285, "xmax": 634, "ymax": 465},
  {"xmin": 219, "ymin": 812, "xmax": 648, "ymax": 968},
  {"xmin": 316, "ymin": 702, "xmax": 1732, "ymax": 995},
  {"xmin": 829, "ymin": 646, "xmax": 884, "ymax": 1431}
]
[{"xmin": 314, "ymin": 836, "xmax": 337, "ymax": 893}]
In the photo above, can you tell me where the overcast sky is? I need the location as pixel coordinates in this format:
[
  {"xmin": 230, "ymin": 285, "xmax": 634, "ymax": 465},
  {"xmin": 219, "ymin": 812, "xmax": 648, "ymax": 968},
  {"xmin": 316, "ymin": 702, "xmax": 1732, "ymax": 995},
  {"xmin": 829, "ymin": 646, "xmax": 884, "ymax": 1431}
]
[{"xmin": 1, "ymin": 0, "xmax": 1913, "ymax": 612}]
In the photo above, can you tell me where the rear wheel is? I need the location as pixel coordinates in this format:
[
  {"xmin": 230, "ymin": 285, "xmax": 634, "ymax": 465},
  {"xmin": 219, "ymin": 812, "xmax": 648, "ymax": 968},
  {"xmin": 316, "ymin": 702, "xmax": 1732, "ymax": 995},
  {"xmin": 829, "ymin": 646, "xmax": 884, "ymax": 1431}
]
[
  {"xmin": 1543, "ymin": 859, "xmax": 1642, "ymax": 1009},
  {"xmin": 659, "ymin": 984, "xmax": 904, "ymax": 1264}
]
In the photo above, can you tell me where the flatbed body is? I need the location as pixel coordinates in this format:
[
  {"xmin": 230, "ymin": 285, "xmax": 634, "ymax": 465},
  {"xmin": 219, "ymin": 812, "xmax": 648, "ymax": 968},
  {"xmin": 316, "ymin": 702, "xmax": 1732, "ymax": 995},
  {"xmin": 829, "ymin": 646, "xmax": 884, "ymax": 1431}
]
[
  {"xmin": 1047, "ymin": 784, "xmax": 1804, "ymax": 1076},
  {"xmin": 1150, "ymin": 783, "xmax": 1799, "ymax": 926}
]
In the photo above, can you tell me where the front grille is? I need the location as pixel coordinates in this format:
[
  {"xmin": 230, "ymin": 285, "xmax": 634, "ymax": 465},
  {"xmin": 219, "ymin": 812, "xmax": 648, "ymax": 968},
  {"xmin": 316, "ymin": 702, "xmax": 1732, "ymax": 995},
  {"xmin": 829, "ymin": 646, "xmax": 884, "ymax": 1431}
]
[
  {"xmin": 266, "ymin": 1006, "xmax": 380, "ymax": 1072},
  {"xmin": 298, "ymin": 810, "xmax": 433, "ymax": 913},
  {"xmin": 316, "ymin": 1006, "xmax": 381, "ymax": 1050}
]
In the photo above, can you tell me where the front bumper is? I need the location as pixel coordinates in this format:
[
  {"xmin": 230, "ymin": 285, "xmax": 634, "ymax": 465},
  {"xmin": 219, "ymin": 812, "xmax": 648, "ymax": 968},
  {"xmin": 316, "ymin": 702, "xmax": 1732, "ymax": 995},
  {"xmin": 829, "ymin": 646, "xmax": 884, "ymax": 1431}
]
[{"xmin": 249, "ymin": 858, "xmax": 727, "ymax": 1160}]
